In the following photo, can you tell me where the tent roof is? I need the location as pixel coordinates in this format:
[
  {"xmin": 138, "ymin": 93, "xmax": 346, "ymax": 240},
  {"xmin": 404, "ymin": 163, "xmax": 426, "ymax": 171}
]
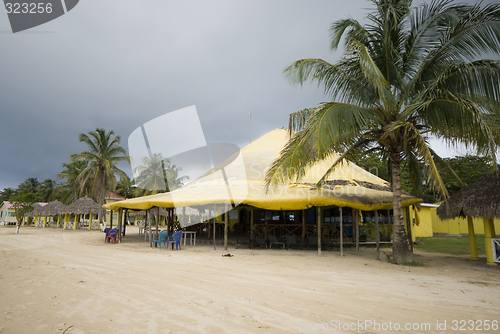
[
  {"xmin": 437, "ymin": 169, "xmax": 500, "ymax": 220},
  {"xmin": 104, "ymin": 129, "xmax": 421, "ymax": 212}
]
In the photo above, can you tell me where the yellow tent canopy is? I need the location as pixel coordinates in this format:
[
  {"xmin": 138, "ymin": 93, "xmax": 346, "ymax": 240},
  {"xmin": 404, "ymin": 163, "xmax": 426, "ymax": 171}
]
[{"xmin": 104, "ymin": 129, "xmax": 421, "ymax": 212}]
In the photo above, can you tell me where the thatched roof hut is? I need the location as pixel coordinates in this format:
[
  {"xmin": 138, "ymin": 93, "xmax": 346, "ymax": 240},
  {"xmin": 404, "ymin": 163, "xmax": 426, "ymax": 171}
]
[
  {"xmin": 65, "ymin": 196, "xmax": 100, "ymax": 215},
  {"xmin": 437, "ymin": 169, "xmax": 500, "ymax": 220},
  {"xmin": 41, "ymin": 200, "xmax": 67, "ymax": 216},
  {"xmin": 25, "ymin": 203, "xmax": 48, "ymax": 217}
]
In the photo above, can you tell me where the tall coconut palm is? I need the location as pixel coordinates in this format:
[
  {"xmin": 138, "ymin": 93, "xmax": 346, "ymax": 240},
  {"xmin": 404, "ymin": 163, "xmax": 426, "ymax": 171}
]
[
  {"xmin": 116, "ymin": 175, "xmax": 136, "ymax": 199},
  {"xmin": 71, "ymin": 129, "xmax": 130, "ymax": 223},
  {"xmin": 134, "ymin": 153, "xmax": 186, "ymax": 196},
  {"xmin": 37, "ymin": 179, "xmax": 56, "ymax": 202},
  {"xmin": 57, "ymin": 160, "xmax": 89, "ymax": 204},
  {"xmin": 265, "ymin": 0, "xmax": 500, "ymax": 263}
]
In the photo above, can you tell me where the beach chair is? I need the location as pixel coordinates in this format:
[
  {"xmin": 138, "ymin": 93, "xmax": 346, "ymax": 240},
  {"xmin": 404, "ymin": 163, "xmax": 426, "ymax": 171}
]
[
  {"xmin": 285, "ymin": 235, "xmax": 302, "ymax": 250},
  {"xmin": 106, "ymin": 228, "xmax": 119, "ymax": 244},
  {"xmin": 152, "ymin": 230, "xmax": 169, "ymax": 250},
  {"xmin": 267, "ymin": 235, "xmax": 285, "ymax": 249},
  {"xmin": 252, "ymin": 237, "xmax": 267, "ymax": 249},
  {"xmin": 306, "ymin": 236, "xmax": 319, "ymax": 249},
  {"xmin": 167, "ymin": 231, "xmax": 183, "ymax": 250}
]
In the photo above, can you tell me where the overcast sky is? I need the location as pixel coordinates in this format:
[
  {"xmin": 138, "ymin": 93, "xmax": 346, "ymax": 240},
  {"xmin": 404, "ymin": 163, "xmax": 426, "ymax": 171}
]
[{"xmin": 0, "ymin": 0, "xmax": 497, "ymax": 191}]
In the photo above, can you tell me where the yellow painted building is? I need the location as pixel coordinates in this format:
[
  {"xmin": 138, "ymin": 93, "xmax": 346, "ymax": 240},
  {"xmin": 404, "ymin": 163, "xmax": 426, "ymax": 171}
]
[{"xmin": 409, "ymin": 203, "xmax": 500, "ymax": 240}]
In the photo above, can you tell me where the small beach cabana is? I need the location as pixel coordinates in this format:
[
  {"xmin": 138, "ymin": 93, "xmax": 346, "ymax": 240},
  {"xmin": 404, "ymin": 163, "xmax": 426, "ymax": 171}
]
[
  {"xmin": 65, "ymin": 196, "xmax": 101, "ymax": 230},
  {"xmin": 437, "ymin": 169, "xmax": 500, "ymax": 265},
  {"xmin": 104, "ymin": 129, "xmax": 421, "ymax": 253},
  {"xmin": 40, "ymin": 200, "xmax": 67, "ymax": 228}
]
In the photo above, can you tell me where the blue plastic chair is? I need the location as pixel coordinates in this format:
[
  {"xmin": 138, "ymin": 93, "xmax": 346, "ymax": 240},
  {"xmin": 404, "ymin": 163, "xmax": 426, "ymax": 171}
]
[
  {"xmin": 106, "ymin": 228, "xmax": 119, "ymax": 244},
  {"xmin": 152, "ymin": 230, "xmax": 169, "ymax": 249},
  {"xmin": 167, "ymin": 231, "xmax": 183, "ymax": 250}
]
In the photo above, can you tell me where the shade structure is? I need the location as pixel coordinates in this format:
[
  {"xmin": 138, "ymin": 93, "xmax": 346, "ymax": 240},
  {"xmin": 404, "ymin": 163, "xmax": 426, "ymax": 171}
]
[
  {"xmin": 104, "ymin": 129, "xmax": 421, "ymax": 212},
  {"xmin": 25, "ymin": 203, "xmax": 47, "ymax": 217},
  {"xmin": 65, "ymin": 196, "xmax": 100, "ymax": 215},
  {"xmin": 41, "ymin": 200, "xmax": 68, "ymax": 216},
  {"xmin": 437, "ymin": 169, "xmax": 500, "ymax": 220}
]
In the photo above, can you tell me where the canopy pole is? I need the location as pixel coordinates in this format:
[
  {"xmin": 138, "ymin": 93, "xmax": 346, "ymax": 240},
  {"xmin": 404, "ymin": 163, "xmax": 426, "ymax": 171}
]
[
  {"xmin": 213, "ymin": 205, "xmax": 216, "ymax": 251},
  {"xmin": 317, "ymin": 207, "xmax": 322, "ymax": 256},
  {"xmin": 73, "ymin": 215, "xmax": 78, "ymax": 230},
  {"xmin": 43, "ymin": 216, "xmax": 47, "ymax": 228},
  {"xmin": 339, "ymin": 207, "xmax": 343, "ymax": 257},
  {"xmin": 375, "ymin": 210, "xmax": 380, "ymax": 254},
  {"xmin": 110, "ymin": 210, "xmax": 113, "ymax": 229},
  {"xmin": 156, "ymin": 207, "xmax": 160, "ymax": 236},
  {"xmin": 250, "ymin": 207, "xmax": 254, "ymax": 248},
  {"xmin": 405, "ymin": 207, "xmax": 413, "ymax": 252},
  {"xmin": 355, "ymin": 210, "xmax": 359, "ymax": 255},
  {"xmin": 88, "ymin": 212, "xmax": 93, "ymax": 230},
  {"xmin": 147, "ymin": 210, "xmax": 152, "ymax": 247},
  {"xmin": 118, "ymin": 208, "xmax": 123, "ymax": 243},
  {"xmin": 387, "ymin": 209, "xmax": 391, "ymax": 241},
  {"xmin": 224, "ymin": 204, "xmax": 229, "ymax": 251},
  {"xmin": 467, "ymin": 216, "xmax": 479, "ymax": 260},
  {"xmin": 301, "ymin": 209, "xmax": 306, "ymax": 244},
  {"xmin": 56, "ymin": 214, "xmax": 60, "ymax": 229}
]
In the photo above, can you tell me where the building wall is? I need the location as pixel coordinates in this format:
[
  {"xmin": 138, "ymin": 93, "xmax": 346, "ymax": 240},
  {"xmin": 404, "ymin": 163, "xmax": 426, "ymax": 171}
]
[{"xmin": 409, "ymin": 205, "xmax": 500, "ymax": 240}]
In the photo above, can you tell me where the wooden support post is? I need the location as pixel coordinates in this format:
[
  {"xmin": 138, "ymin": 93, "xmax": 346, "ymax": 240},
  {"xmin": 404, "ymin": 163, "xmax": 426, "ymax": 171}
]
[
  {"xmin": 56, "ymin": 214, "xmax": 60, "ymax": 228},
  {"xmin": 405, "ymin": 207, "xmax": 413, "ymax": 252},
  {"xmin": 250, "ymin": 207, "xmax": 254, "ymax": 244},
  {"xmin": 375, "ymin": 210, "xmax": 380, "ymax": 254},
  {"xmin": 302, "ymin": 209, "xmax": 306, "ymax": 244},
  {"xmin": 110, "ymin": 210, "xmax": 113, "ymax": 229},
  {"xmin": 43, "ymin": 216, "xmax": 47, "ymax": 228},
  {"xmin": 355, "ymin": 210, "xmax": 359, "ymax": 255},
  {"xmin": 118, "ymin": 208, "xmax": 123, "ymax": 243},
  {"xmin": 339, "ymin": 207, "xmax": 343, "ymax": 257},
  {"xmin": 224, "ymin": 204, "xmax": 229, "ymax": 251},
  {"xmin": 387, "ymin": 209, "xmax": 391, "ymax": 241},
  {"xmin": 317, "ymin": 206, "xmax": 322, "ymax": 256},
  {"xmin": 484, "ymin": 217, "xmax": 496, "ymax": 265},
  {"xmin": 213, "ymin": 205, "xmax": 216, "ymax": 251},
  {"xmin": 156, "ymin": 207, "xmax": 160, "ymax": 236},
  {"xmin": 467, "ymin": 216, "xmax": 478, "ymax": 260},
  {"xmin": 73, "ymin": 215, "xmax": 78, "ymax": 230}
]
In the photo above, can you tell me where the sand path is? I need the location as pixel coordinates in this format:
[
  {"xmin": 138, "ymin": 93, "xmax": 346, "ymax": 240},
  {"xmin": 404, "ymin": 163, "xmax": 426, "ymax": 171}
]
[{"xmin": 0, "ymin": 227, "xmax": 499, "ymax": 333}]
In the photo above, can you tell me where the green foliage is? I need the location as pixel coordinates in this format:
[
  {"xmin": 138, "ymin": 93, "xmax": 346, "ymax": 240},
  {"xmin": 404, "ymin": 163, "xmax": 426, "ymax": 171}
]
[
  {"xmin": 71, "ymin": 128, "xmax": 130, "ymax": 218},
  {"xmin": 116, "ymin": 175, "xmax": 136, "ymax": 199},
  {"xmin": 355, "ymin": 153, "xmax": 493, "ymax": 202},
  {"xmin": 266, "ymin": 0, "xmax": 500, "ymax": 263},
  {"xmin": 133, "ymin": 153, "xmax": 186, "ymax": 196},
  {"xmin": 9, "ymin": 193, "xmax": 37, "ymax": 229}
]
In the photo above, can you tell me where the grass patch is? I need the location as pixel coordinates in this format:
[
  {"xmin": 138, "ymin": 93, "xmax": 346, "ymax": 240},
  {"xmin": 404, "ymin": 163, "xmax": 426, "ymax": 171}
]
[
  {"xmin": 414, "ymin": 236, "xmax": 485, "ymax": 256},
  {"xmin": 401, "ymin": 261, "xmax": 426, "ymax": 267}
]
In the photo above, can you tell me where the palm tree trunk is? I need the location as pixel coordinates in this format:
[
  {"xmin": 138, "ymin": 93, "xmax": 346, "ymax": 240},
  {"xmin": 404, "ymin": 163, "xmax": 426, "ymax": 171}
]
[{"xmin": 390, "ymin": 152, "xmax": 414, "ymax": 264}]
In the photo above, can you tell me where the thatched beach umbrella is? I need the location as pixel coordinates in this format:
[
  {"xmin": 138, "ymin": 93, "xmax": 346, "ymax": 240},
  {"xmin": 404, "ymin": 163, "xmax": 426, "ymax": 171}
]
[
  {"xmin": 437, "ymin": 169, "xmax": 499, "ymax": 265},
  {"xmin": 41, "ymin": 200, "xmax": 68, "ymax": 228},
  {"xmin": 26, "ymin": 203, "xmax": 47, "ymax": 227},
  {"xmin": 65, "ymin": 196, "xmax": 100, "ymax": 230}
]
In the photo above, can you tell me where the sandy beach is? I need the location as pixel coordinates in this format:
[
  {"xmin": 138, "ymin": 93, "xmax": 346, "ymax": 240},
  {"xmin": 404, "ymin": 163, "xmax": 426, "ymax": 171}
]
[{"xmin": 0, "ymin": 227, "xmax": 499, "ymax": 334}]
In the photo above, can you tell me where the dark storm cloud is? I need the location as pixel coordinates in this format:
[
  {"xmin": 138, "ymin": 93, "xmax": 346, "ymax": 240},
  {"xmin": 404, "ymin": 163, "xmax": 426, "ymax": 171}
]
[{"xmin": 0, "ymin": 0, "xmax": 498, "ymax": 190}]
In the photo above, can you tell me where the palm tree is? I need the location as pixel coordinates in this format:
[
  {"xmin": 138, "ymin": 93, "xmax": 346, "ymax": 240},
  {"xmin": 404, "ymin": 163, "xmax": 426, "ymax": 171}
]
[
  {"xmin": 37, "ymin": 179, "xmax": 56, "ymax": 202},
  {"xmin": 17, "ymin": 178, "xmax": 39, "ymax": 195},
  {"xmin": 71, "ymin": 129, "xmax": 130, "ymax": 223},
  {"xmin": 266, "ymin": 0, "xmax": 500, "ymax": 263},
  {"xmin": 0, "ymin": 188, "xmax": 16, "ymax": 202},
  {"xmin": 116, "ymin": 175, "xmax": 136, "ymax": 199},
  {"xmin": 134, "ymin": 153, "xmax": 186, "ymax": 196},
  {"xmin": 57, "ymin": 160, "xmax": 89, "ymax": 203}
]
